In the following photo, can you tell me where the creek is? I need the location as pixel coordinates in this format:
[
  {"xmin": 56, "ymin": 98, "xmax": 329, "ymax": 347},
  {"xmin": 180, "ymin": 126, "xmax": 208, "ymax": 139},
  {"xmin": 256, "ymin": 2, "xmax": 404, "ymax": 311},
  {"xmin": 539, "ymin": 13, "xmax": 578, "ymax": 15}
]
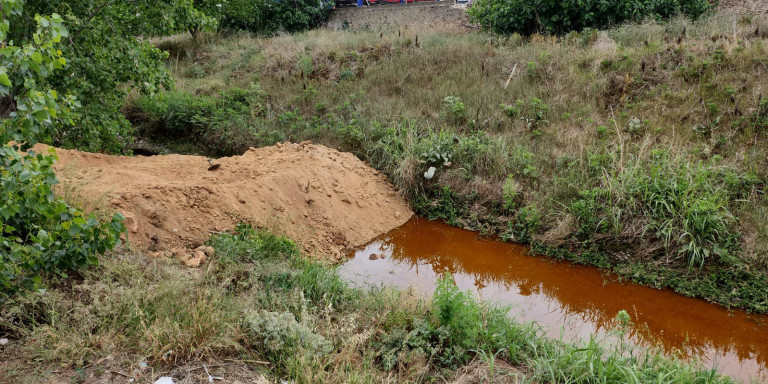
[{"xmin": 339, "ymin": 217, "xmax": 768, "ymax": 382}]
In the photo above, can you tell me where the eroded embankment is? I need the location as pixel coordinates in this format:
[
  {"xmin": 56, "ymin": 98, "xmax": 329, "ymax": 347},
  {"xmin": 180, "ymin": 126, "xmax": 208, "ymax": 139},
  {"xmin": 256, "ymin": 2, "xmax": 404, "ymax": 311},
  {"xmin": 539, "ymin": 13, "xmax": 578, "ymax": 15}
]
[{"xmin": 43, "ymin": 142, "xmax": 413, "ymax": 261}]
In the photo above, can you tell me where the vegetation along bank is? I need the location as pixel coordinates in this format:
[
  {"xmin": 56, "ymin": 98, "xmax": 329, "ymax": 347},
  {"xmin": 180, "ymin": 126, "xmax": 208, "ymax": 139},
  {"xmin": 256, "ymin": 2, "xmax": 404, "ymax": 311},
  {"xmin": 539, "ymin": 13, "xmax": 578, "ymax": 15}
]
[
  {"xmin": 131, "ymin": 6, "xmax": 768, "ymax": 312},
  {"xmin": 1, "ymin": 0, "xmax": 767, "ymax": 382}
]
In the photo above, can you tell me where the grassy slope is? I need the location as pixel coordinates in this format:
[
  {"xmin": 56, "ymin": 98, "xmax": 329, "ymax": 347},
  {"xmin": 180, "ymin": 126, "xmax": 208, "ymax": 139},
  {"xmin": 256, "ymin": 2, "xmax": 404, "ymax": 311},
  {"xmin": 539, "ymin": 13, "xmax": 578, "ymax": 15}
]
[
  {"xmin": 0, "ymin": 228, "xmax": 739, "ymax": 383},
  {"xmin": 129, "ymin": 13, "xmax": 768, "ymax": 312}
]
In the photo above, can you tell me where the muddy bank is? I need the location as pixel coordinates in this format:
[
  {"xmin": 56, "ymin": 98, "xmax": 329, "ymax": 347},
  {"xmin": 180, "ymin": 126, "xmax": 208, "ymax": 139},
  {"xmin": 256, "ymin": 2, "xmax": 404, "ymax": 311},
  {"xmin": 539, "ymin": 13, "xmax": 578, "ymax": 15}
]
[{"xmin": 43, "ymin": 142, "xmax": 413, "ymax": 260}]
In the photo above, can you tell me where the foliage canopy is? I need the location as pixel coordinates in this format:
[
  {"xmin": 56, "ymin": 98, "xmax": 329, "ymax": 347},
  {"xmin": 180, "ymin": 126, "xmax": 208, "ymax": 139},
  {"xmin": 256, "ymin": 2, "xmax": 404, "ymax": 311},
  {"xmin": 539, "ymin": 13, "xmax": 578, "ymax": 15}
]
[
  {"xmin": 1, "ymin": 0, "xmax": 125, "ymax": 294},
  {"xmin": 468, "ymin": 0, "xmax": 715, "ymax": 35},
  {"xmin": 4, "ymin": 0, "xmax": 213, "ymax": 152}
]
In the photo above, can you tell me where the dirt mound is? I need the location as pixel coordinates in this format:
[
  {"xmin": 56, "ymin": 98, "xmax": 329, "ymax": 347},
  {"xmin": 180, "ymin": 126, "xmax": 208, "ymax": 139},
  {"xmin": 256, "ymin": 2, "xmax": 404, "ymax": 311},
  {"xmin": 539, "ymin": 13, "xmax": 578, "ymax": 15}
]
[{"xmin": 45, "ymin": 142, "xmax": 413, "ymax": 261}]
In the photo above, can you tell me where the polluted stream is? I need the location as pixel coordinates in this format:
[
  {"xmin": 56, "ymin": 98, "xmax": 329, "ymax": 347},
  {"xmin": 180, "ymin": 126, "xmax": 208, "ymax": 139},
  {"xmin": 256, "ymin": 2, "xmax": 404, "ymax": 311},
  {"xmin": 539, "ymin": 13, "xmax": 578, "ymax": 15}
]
[{"xmin": 339, "ymin": 217, "xmax": 768, "ymax": 382}]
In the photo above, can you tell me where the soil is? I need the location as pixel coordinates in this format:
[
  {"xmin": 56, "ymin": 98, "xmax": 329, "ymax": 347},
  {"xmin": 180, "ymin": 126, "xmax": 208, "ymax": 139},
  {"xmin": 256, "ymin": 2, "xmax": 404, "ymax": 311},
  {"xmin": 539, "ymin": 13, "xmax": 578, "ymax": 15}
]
[
  {"xmin": 42, "ymin": 141, "xmax": 413, "ymax": 261},
  {"xmin": 0, "ymin": 352, "xmax": 272, "ymax": 384},
  {"xmin": 448, "ymin": 359, "xmax": 526, "ymax": 384}
]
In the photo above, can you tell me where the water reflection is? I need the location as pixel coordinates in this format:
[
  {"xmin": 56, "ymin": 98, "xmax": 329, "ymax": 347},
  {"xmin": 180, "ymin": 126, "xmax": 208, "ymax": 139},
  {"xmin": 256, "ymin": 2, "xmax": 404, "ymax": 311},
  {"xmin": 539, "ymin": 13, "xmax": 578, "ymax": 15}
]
[{"xmin": 339, "ymin": 217, "xmax": 768, "ymax": 383}]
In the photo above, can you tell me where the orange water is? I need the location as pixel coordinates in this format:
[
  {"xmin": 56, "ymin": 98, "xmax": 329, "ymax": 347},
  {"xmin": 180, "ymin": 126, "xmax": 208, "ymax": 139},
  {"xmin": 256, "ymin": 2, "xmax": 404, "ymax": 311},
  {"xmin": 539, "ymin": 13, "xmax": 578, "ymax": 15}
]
[{"xmin": 339, "ymin": 217, "xmax": 768, "ymax": 382}]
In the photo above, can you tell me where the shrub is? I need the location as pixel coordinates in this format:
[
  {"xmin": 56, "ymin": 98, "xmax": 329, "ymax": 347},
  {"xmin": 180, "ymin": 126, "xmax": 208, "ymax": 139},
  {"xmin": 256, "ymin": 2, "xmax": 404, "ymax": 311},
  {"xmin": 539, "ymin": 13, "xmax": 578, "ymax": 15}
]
[
  {"xmin": 507, "ymin": 204, "xmax": 541, "ymax": 243},
  {"xmin": 243, "ymin": 310, "xmax": 332, "ymax": 363},
  {"xmin": 468, "ymin": 0, "xmax": 715, "ymax": 35},
  {"xmin": 219, "ymin": 0, "xmax": 332, "ymax": 34},
  {"xmin": 570, "ymin": 189, "xmax": 607, "ymax": 239},
  {"xmin": 0, "ymin": 7, "xmax": 125, "ymax": 295},
  {"xmin": 0, "ymin": 148, "xmax": 125, "ymax": 294},
  {"xmin": 432, "ymin": 275, "xmax": 482, "ymax": 351}
]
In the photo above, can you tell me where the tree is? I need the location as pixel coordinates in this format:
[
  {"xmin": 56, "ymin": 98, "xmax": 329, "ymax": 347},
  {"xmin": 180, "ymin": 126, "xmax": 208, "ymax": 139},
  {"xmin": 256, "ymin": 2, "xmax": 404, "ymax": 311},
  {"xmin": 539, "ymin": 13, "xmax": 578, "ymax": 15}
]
[
  {"xmin": 468, "ymin": 0, "xmax": 714, "ymax": 36},
  {"xmin": 1, "ymin": 0, "xmax": 124, "ymax": 294},
  {"xmin": 5, "ymin": 0, "xmax": 212, "ymax": 153}
]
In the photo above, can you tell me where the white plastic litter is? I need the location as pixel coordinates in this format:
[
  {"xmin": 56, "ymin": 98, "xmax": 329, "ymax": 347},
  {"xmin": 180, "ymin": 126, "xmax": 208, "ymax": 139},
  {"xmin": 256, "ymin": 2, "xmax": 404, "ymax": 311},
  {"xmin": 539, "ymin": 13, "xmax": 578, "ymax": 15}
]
[
  {"xmin": 154, "ymin": 377, "xmax": 174, "ymax": 384},
  {"xmin": 424, "ymin": 166, "xmax": 437, "ymax": 179}
]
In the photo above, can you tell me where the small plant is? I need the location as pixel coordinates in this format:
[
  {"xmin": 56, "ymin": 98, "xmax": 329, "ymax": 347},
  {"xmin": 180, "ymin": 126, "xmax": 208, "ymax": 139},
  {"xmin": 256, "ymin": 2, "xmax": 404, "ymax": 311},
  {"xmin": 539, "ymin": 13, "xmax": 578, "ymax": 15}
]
[
  {"xmin": 616, "ymin": 309, "xmax": 632, "ymax": 327},
  {"xmin": 627, "ymin": 117, "xmax": 644, "ymax": 137},
  {"xmin": 501, "ymin": 103, "xmax": 521, "ymax": 118},
  {"xmin": 417, "ymin": 129, "xmax": 455, "ymax": 170},
  {"xmin": 693, "ymin": 117, "xmax": 720, "ymax": 138},
  {"xmin": 520, "ymin": 97, "xmax": 550, "ymax": 131},
  {"xmin": 338, "ymin": 68, "xmax": 356, "ymax": 82},
  {"xmin": 570, "ymin": 189, "xmax": 606, "ymax": 239},
  {"xmin": 507, "ymin": 204, "xmax": 542, "ymax": 243},
  {"xmin": 509, "ymin": 145, "xmax": 539, "ymax": 179},
  {"xmin": 706, "ymin": 100, "xmax": 720, "ymax": 114},
  {"xmin": 502, "ymin": 175, "xmax": 521, "ymax": 211},
  {"xmin": 502, "ymin": 98, "xmax": 550, "ymax": 131},
  {"xmin": 243, "ymin": 310, "xmax": 333, "ymax": 364},
  {"xmin": 441, "ymin": 96, "xmax": 467, "ymax": 126},
  {"xmin": 473, "ymin": 348, "xmax": 507, "ymax": 384},
  {"xmin": 432, "ymin": 275, "xmax": 481, "ymax": 350}
]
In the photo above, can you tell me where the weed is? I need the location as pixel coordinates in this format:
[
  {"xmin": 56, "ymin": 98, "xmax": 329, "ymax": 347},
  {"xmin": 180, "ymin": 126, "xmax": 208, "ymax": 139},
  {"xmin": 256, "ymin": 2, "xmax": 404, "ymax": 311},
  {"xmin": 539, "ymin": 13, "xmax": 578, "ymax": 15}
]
[
  {"xmin": 207, "ymin": 223, "xmax": 299, "ymax": 264},
  {"xmin": 507, "ymin": 204, "xmax": 542, "ymax": 243},
  {"xmin": 441, "ymin": 96, "xmax": 467, "ymax": 126},
  {"xmin": 243, "ymin": 310, "xmax": 332, "ymax": 368},
  {"xmin": 502, "ymin": 175, "xmax": 520, "ymax": 211},
  {"xmin": 137, "ymin": 13, "xmax": 768, "ymax": 311}
]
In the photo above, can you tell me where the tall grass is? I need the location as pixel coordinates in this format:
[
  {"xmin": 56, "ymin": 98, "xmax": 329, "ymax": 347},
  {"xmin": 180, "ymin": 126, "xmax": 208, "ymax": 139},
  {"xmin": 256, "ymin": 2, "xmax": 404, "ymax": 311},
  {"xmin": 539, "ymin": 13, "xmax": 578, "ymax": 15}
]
[
  {"xmin": 0, "ymin": 227, "xmax": 740, "ymax": 383},
  {"xmin": 126, "ymin": 12, "xmax": 768, "ymax": 310}
]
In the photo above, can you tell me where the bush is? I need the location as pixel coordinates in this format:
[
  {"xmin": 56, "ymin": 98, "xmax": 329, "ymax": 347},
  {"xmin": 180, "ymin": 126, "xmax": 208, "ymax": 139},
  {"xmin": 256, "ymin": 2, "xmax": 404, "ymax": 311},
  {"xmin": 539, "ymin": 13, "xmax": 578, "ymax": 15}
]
[
  {"xmin": 432, "ymin": 275, "xmax": 482, "ymax": 351},
  {"xmin": 507, "ymin": 204, "xmax": 541, "ymax": 243},
  {"xmin": 376, "ymin": 275, "xmax": 518, "ymax": 370},
  {"xmin": 219, "ymin": 0, "xmax": 332, "ymax": 34},
  {"xmin": 0, "ymin": 7, "xmax": 125, "ymax": 295},
  {"xmin": 570, "ymin": 189, "xmax": 607, "ymax": 239},
  {"xmin": 134, "ymin": 84, "xmax": 270, "ymax": 155},
  {"xmin": 0, "ymin": 147, "xmax": 125, "ymax": 294},
  {"xmin": 468, "ymin": 0, "xmax": 715, "ymax": 35},
  {"xmin": 243, "ymin": 310, "xmax": 332, "ymax": 363}
]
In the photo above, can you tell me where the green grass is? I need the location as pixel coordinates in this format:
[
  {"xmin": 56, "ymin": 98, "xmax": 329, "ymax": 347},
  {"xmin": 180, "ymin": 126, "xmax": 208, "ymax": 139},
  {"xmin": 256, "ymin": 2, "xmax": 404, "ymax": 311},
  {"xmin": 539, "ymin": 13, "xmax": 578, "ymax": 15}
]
[
  {"xmin": 125, "ymin": 13, "xmax": 768, "ymax": 312},
  {"xmin": 0, "ymin": 227, "xmax": 741, "ymax": 383}
]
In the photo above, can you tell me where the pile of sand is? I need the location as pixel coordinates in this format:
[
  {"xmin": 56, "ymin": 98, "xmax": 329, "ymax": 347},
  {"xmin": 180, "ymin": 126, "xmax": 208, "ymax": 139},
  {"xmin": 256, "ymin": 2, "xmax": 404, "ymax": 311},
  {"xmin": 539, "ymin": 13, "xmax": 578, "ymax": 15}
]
[{"xmin": 45, "ymin": 141, "xmax": 413, "ymax": 261}]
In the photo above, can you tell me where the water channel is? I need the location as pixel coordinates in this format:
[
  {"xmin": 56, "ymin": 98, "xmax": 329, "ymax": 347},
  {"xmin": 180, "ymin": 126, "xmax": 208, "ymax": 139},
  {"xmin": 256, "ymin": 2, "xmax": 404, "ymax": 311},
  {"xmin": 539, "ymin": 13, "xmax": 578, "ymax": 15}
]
[{"xmin": 339, "ymin": 217, "xmax": 768, "ymax": 382}]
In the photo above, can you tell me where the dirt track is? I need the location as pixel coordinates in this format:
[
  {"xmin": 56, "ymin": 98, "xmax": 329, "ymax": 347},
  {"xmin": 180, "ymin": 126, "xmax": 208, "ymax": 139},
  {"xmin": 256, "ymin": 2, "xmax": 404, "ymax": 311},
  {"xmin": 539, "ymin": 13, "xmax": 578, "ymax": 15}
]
[{"xmin": 45, "ymin": 142, "xmax": 413, "ymax": 261}]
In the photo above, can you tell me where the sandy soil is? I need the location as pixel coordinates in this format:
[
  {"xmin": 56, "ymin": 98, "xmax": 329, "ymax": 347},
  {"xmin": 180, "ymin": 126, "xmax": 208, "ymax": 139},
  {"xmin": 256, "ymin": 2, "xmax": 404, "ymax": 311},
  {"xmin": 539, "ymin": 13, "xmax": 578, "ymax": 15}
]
[{"xmin": 43, "ymin": 141, "xmax": 413, "ymax": 261}]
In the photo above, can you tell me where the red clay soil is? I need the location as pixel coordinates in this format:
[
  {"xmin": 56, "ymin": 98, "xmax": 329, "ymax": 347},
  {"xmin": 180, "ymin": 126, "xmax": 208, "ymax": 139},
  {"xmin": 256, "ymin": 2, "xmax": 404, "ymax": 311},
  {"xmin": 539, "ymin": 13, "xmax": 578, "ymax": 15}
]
[{"xmin": 42, "ymin": 141, "xmax": 413, "ymax": 261}]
